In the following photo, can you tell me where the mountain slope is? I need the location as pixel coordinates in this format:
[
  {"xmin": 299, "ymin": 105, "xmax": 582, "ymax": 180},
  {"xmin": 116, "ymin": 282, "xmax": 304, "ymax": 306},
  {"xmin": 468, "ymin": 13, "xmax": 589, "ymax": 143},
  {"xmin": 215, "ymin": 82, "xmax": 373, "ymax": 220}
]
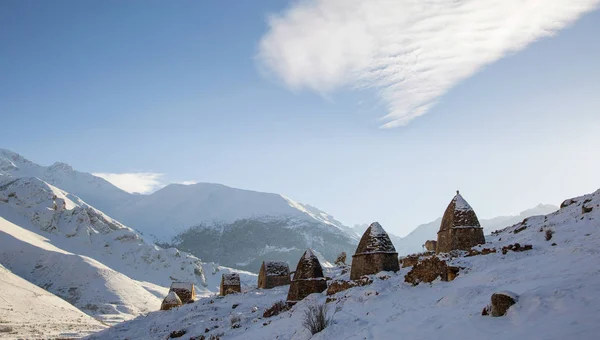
[
  {"xmin": 0, "ymin": 214, "xmax": 161, "ymax": 325},
  {"xmin": 0, "ymin": 149, "xmax": 133, "ymax": 213},
  {"xmin": 0, "ymin": 263, "xmax": 106, "ymax": 339},
  {"xmin": 0, "ymin": 176, "xmax": 257, "ymax": 324},
  {"xmin": 0, "ymin": 149, "xmax": 358, "ymax": 272},
  {"xmin": 88, "ymin": 187, "xmax": 600, "ymax": 340}
]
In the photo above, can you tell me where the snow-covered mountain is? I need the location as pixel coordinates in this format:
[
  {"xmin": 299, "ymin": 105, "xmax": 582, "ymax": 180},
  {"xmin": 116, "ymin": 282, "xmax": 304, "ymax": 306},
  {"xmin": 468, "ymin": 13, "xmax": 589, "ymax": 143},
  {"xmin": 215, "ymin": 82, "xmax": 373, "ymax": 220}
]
[
  {"xmin": 0, "ymin": 149, "xmax": 358, "ymax": 272},
  {"xmin": 0, "ymin": 263, "xmax": 105, "ymax": 339},
  {"xmin": 387, "ymin": 204, "xmax": 558, "ymax": 255},
  {"xmin": 89, "ymin": 187, "xmax": 600, "ymax": 340},
  {"xmin": 0, "ymin": 175, "xmax": 256, "ymax": 325}
]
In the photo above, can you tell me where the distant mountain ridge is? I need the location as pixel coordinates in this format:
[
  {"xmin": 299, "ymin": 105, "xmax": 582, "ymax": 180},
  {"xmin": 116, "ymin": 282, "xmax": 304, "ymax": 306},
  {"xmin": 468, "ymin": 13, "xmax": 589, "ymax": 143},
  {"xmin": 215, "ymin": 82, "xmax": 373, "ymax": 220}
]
[
  {"xmin": 378, "ymin": 204, "xmax": 559, "ymax": 256},
  {"xmin": 0, "ymin": 149, "xmax": 358, "ymax": 272}
]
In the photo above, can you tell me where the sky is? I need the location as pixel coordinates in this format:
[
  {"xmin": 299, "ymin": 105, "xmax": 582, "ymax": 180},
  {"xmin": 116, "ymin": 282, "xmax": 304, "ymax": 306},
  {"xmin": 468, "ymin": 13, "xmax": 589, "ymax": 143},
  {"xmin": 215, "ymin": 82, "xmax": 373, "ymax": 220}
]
[{"xmin": 1, "ymin": 0, "xmax": 599, "ymax": 236}]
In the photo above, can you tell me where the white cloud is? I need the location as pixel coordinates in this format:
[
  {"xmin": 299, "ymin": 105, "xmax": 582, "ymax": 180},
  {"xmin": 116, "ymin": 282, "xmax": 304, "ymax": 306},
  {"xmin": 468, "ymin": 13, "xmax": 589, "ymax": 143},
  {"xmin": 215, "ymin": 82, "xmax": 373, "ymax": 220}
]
[
  {"xmin": 178, "ymin": 181, "xmax": 198, "ymax": 185},
  {"xmin": 93, "ymin": 172, "xmax": 165, "ymax": 194},
  {"xmin": 258, "ymin": 0, "xmax": 600, "ymax": 127}
]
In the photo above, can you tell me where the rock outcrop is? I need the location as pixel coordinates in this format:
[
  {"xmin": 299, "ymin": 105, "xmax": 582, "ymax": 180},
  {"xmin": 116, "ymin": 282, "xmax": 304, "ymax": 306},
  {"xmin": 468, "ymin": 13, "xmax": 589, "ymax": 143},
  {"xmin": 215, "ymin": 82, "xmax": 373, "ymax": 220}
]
[
  {"xmin": 404, "ymin": 256, "xmax": 460, "ymax": 285},
  {"xmin": 482, "ymin": 291, "xmax": 519, "ymax": 317}
]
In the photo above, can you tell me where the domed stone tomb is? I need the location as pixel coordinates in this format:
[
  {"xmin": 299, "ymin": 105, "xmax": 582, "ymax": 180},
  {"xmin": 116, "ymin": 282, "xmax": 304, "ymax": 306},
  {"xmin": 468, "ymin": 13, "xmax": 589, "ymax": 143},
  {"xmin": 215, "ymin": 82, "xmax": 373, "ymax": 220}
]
[
  {"xmin": 436, "ymin": 191, "xmax": 485, "ymax": 253},
  {"xmin": 258, "ymin": 261, "xmax": 291, "ymax": 289},
  {"xmin": 286, "ymin": 249, "xmax": 327, "ymax": 303},
  {"xmin": 350, "ymin": 222, "xmax": 399, "ymax": 280},
  {"xmin": 220, "ymin": 273, "xmax": 241, "ymax": 296}
]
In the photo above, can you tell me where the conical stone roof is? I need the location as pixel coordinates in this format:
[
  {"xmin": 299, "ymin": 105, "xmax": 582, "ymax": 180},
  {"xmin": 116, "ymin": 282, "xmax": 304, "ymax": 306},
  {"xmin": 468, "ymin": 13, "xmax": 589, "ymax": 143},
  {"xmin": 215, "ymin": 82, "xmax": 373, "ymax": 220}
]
[
  {"xmin": 439, "ymin": 191, "xmax": 481, "ymax": 233},
  {"xmin": 293, "ymin": 249, "xmax": 324, "ymax": 280},
  {"xmin": 163, "ymin": 291, "xmax": 182, "ymax": 304},
  {"xmin": 355, "ymin": 222, "xmax": 396, "ymax": 255}
]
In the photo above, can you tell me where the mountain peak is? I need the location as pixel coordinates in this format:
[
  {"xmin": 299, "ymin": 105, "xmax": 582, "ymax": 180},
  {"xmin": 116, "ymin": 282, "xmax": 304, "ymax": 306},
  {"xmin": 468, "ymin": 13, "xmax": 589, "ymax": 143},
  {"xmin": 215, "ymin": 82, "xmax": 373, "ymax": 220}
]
[{"xmin": 49, "ymin": 162, "xmax": 74, "ymax": 173}]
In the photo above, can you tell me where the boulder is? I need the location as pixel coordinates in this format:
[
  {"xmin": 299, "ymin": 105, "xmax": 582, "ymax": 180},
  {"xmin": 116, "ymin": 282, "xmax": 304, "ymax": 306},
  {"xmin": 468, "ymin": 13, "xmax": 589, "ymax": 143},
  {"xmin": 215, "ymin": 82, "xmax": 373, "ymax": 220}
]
[{"xmin": 483, "ymin": 291, "xmax": 519, "ymax": 317}]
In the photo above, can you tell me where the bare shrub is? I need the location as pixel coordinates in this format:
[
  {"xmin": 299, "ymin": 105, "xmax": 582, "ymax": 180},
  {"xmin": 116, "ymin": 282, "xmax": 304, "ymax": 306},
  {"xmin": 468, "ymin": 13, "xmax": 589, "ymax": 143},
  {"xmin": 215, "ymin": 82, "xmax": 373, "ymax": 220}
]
[
  {"xmin": 302, "ymin": 303, "xmax": 333, "ymax": 335},
  {"xmin": 263, "ymin": 300, "xmax": 290, "ymax": 318},
  {"xmin": 545, "ymin": 229, "xmax": 554, "ymax": 241},
  {"xmin": 230, "ymin": 314, "xmax": 241, "ymax": 328}
]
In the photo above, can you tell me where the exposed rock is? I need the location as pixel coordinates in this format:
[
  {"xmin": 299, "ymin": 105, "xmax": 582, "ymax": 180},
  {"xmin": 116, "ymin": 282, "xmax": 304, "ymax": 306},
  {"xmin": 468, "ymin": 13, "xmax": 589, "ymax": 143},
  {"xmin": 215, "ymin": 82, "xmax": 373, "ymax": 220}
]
[
  {"xmin": 400, "ymin": 252, "xmax": 434, "ymax": 268},
  {"xmin": 465, "ymin": 248, "xmax": 497, "ymax": 257},
  {"xmin": 483, "ymin": 291, "xmax": 519, "ymax": 317},
  {"xmin": 350, "ymin": 222, "xmax": 399, "ymax": 280},
  {"xmin": 501, "ymin": 243, "xmax": 533, "ymax": 255},
  {"xmin": 424, "ymin": 240, "xmax": 437, "ymax": 252},
  {"xmin": 437, "ymin": 191, "xmax": 485, "ymax": 253},
  {"xmin": 582, "ymin": 205, "xmax": 593, "ymax": 214},
  {"xmin": 326, "ymin": 277, "xmax": 373, "ymax": 296},
  {"xmin": 560, "ymin": 198, "xmax": 577, "ymax": 208},
  {"xmin": 263, "ymin": 300, "xmax": 291, "ymax": 318},
  {"xmin": 335, "ymin": 252, "xmax": 347, "ymax": 266},
  {"xmin": 169, "ymin": 329, "xmax": 186, "ymax": 338},
  {"xmin": 404, "ymin": 257, "xmax": 460, "ymax": 286}
]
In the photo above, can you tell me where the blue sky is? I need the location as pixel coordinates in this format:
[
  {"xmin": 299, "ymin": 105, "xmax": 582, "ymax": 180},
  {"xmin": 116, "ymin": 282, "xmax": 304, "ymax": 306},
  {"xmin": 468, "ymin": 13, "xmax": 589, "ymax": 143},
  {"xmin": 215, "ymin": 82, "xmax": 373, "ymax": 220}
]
[{"xmin": 2, "ymin": 1, "xmax": 599, "ymax": 235}]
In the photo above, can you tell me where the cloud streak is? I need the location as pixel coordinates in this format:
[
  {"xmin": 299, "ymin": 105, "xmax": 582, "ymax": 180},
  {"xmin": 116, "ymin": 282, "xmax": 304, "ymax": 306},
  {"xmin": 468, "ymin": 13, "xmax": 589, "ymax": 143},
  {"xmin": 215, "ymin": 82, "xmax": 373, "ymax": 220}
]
[
  {"xmin": 258, "ymin": 0, "xmax": 600, "ymax": 127},
  {"xmin": 93, "ymin": 172, "xmax": 165, "ymax": 194}
]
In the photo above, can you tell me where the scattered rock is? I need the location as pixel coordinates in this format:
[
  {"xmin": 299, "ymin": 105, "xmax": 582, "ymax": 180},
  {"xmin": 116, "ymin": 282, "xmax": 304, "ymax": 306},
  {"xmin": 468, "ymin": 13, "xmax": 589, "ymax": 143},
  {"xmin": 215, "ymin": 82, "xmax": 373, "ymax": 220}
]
[
  {"xmin": 232, "ymin": 303, "xmax": 239, "ymax": 309},
  {"xmin": 513, "ymin": 225, "xmax": 527, "ymax": 234},
  {"xmin": 582, "ymin": 205, "xmax": 593, "ymax": 214},
  {"xmin": 465, "ymin": 248, "xmax": 496, "ymax": 257},
  {"xmin": 424, "ymin": 240, "xmax": 437, "ymax": 252},
  {"xmin": 501, "ymin": 243, "xmax": 533, "ymax": 255},
  {"xmin": 560, "ymin": 198, "xmax": 577, "ymax": 208},
  {"xmin": 169, "ymin": 329, "xmax": 186, "ymax": 338},
  {"xmin": 404, "ymin": 257, "xmax": 460, "ymax": 286},
  {"xmin": 326, "ymin": 276, "xmax": 372, "ymax": 296},
  {"xmin": 552, "ymin": 243, "xmax": 557, "ymax": 246},
  {"xmin": 263, "ymin": 300, "xmax": 291, "ymax": 318}
]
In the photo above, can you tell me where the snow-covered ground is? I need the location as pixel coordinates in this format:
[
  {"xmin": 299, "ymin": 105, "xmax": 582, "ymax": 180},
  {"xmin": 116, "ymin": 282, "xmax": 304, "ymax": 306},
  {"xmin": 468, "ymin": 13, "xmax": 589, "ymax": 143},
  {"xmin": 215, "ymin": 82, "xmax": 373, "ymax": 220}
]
[
  {"xmin": 0, "ymin": 263, "xmax": 105, "ymax": 339},
  {"xmin": 0, "ymin": 175, "xmax": 256, "ymax": 328},
  {"xmin": 88, "ymin": 188, "xmax": 600, "ymax": 340}
]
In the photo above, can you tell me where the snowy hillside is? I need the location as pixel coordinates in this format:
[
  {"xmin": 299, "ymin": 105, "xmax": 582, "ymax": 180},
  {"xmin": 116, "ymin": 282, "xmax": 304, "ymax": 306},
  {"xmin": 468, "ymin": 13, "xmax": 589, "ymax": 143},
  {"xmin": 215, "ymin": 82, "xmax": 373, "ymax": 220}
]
[
  {"xmin": 0, "ymin": 263, "xmax": 105, "ymax": 339},
  {"xmin": 392, "ymin": 204, "xmax": 558, "ymax": 255},
  {"xmin": 0, "ymin": 214, "xmax": 161, "ymax": 325},
  {"xmin": 0, "ymin": 149, "xmax": 132, "ymax": 213},
  {"xmin": 0, "ymin": 176, "xmax": 257, "ymax": 325},
  {"xmin": 88, "ymin": 188, "xmax": 600, "ymax": 340},
  {"xmin": 107, "ymin": 182, "xmax": 353, "ymax": 241},
  {"xmin": 0, "ymin": 149, "xmax": 358, "ymax": 270}
]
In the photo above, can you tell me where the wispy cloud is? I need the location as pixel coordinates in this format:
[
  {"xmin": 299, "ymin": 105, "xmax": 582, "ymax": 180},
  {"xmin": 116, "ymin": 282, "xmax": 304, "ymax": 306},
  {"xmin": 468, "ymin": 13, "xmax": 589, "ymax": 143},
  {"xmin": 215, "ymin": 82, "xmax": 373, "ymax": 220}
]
[
  {"xmin": 258, "ymin": 0, "xmax": 600, "ymax": 127},
  {"xmin": 93, "ymin": 172, "xmax": 165, "ymax": 194},
  {"xmin": 178, "ymin": 181, "xmax": 198, "ymax": 185}
]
